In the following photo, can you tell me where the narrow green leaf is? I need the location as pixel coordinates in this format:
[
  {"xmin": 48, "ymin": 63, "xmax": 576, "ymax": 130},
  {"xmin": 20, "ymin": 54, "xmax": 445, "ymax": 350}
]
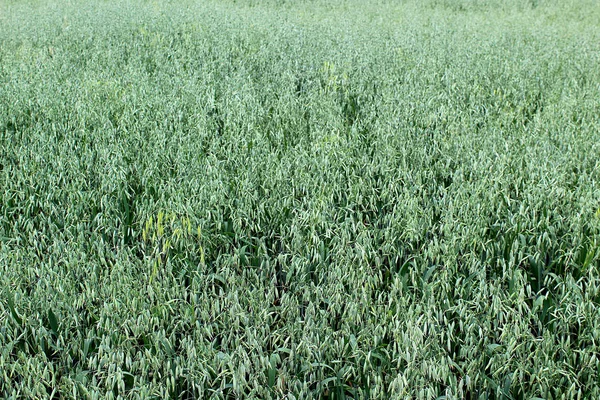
[
  {"xmin": 48, "ymin": 309, "xmax": 59, "ymax": 336},
  {"xmin": 6, "ymin": 294, "xmax": 22, "ymax": 326}
]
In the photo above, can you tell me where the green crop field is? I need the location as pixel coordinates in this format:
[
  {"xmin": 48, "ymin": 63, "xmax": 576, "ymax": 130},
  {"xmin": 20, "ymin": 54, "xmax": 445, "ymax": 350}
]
[{"xmin": 1, "ymin": 0, "xmax": 599, "ymax": 398}]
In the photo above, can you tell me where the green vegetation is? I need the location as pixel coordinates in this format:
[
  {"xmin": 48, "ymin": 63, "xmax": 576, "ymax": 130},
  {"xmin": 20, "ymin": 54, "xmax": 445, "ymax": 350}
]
[{"xmin": 1, "ymin": 0, "xmax": 599, "ymax": 398}]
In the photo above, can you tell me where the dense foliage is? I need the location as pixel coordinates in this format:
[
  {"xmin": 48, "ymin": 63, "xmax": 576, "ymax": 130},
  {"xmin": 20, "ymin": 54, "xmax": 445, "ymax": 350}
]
[{"xmin": 1, "ymin": 0, "xmax": 599, "ymax": 398}]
